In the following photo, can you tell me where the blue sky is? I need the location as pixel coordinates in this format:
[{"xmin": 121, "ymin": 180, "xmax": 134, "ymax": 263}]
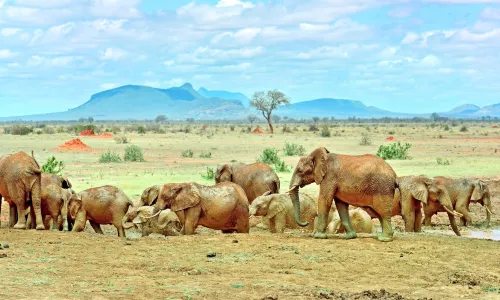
[{"xmin": 1, "ymin": 0, "xmax": 500, "ymax": 117}]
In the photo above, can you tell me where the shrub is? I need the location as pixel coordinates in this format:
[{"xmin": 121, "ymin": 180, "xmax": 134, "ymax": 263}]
[
  {"xmin": 257, "ymin": 148, "xmax": 281, "ymax": 165},
  {"xmin": 460, "ymin": 125, "xmax": 468, "ymax": 132},
  {"xmin": 114, "ymin": 136, "xmax": 129, "ymax": 144},
  {"xmin": 308, "ymin": 124, "xmax": 319, "ymax": 132},
  {"xmin": 41, "ymin": 156, "xmax": 65, "ymax": 175},
  {"xmin": 201, "ymin": 167, "xmax": 216, "ymax": 180},
  {"xmin": 99, "ymin": 152, "xmax": 122, "ymax": 163},
  {"xmin": 359, "ymin": 133, "xmax": 372, "ymax": 146},
  {"xmin": 436, "ymin": 157, "xmax": 452, "ymax": 165},
  {"xmin": 199, "ymin": 152, "xmax": 212, "ymax": 159},
  {"xmin": 376, "ymin": 142, "xmax": 412, "ymax": 160},
  {"xmin": 283, "ymin": 142, "xmax": 306, "ymax": 156},
  {"xmin": 5, "ymin": 125, "xmax": 33, "ymax": 135},
  {"xmin": 443, "ymin": 124, "xmax": 450, "ymax": 131},
  {"xmin": 282, "ymin": 124, "xmax": 292, "ymax": 133},
  {"xmin": 320, "ymin": 125, "xmax": 331, "ymax": 137},
  {"xmin": 230, "ymin": 125, "xmax": 235, "ymax": 131},
  {"xmin": 137, "ymin": 126, "xmax": 146, "ymax": 134},
  {"xmin": 124, "ymin": 145, "xmax": 145, "ymax": 162},
  {"xmin": 42, "ymin": 127, "xmax": 56, "ymax": 134},
  {"xmin": 181, "ymin": 149, "xmax": 194, "ymax": 158},
  {"xmin": 273, "ymin": 160, "xmax": 291, "ymax": 173}
]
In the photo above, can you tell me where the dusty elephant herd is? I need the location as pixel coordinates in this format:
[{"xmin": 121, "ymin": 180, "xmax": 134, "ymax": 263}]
[{"xmin": 0, "ymin": 147, "xmax": 493, "ymax": 242}]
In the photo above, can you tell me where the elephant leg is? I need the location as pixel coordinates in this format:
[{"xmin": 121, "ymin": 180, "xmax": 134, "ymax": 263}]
[
  {"xmin": 183, "ymin": 207, "xmax": 201, "ymax": 235},
  {"xmin": 313, "ymin": 185, "xmax": 336, "ymax": 239},
  {"xmin": 374, "ymin": 195, "xmax": 394, "ymax": 242},
  {"xmin": 45, "ymin": 216, "xmax": 52, "ymax": 230},
  {"xmin": 235, "ymin": 214, "xmax": 249, "ymax": 234},
  {"xmin": 9, "ymin": 204, "xmax": 17, "ymax": 227},
  {"xmin": 116, "ymin": 225, "xmax": 126, "ymax": 238},
  {"xmin": 268, "ymin": 217, "xmax": 276, "ymax": 233},
  {"xmin": 89, "ymin": 220, "xmax": 104, "ymax": 234},
  {"xmin": 14, "ymin": 202, "xmax": 27, "ymax": 229},
  {"xmin": 334, "ymin": 199, "xmax": 357, "ymax": 239},
  {"xmin": 456, "ymin": 207, "xmax": 472, "ymax": 226},
  {"xmin": 274, "ymin": 213, "xmax": 286, "ymax": 234},
  {"xmin": 414, "ymin": 209, "xmax": 423, "ymax": 232},
  {"xmin": 56, "ymin": 215, "xmax": 63, "ymax": 231}
]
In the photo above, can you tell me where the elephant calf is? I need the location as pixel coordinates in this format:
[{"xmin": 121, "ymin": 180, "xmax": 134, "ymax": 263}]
[
  {"xmin": 249, "ymin": 191, "xmax": 317, "ymax": 233},
  {"xmin": 326, "ymin": 207, "xmax": 374, "ymax": 234},
  {"xmin": 68, "ymin": 185, "xmax": 133, "ymax": 238},
  {"xmin": 122, "ymin": 206, "xmax": 181, "ymax": 237}
]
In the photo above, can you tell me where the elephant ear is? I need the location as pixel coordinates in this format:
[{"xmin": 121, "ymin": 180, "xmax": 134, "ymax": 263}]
[
  {"xmin": 216, "ymin": 164, "xmax": 231, "ymax": 182},
  {"xmin": 171, "ymin": 184, "xmax": 202, "ymax": 212},
  {"xmin": 267, "ymin": 196, "xmax": 287, "ymax": 219},
  {"xmin": 311, "ymin": 147, "xmax": 329, "ymax": 185},
  {"xmin": 146, "ymin": 186, "xmax": 160, "ymax": 206},
  {"xmin": 132, "ymin": 207, "xmax": 151, "ymax": 224},
  {"xmin": 409, "ymin": 181, "xmax": 429, "ymax": 204},
  {"xmin": 69, "ymin": 196, "xmax": 82, "ymax": 220},
  {"xmin": 61, "ymin": 176, "xmax": 72, "ymax": 189},
  {"xmin": 471, "ymin": 180, "xmax": 486, "ymax": 201}
]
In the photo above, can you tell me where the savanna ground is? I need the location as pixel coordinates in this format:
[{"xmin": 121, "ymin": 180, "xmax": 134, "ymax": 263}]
[{"xmin": 1, "ymin": 121, "xmax": 499, "ymax": 300}]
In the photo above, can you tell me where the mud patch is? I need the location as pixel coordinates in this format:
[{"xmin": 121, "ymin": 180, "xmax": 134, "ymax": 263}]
[
  {"xmin": 449, "ymin": 272, "xmax": 481, "ymax": 287},
  {"xmin": 314, "ymin": 289, "xmax": 419, "ymax": 300}
]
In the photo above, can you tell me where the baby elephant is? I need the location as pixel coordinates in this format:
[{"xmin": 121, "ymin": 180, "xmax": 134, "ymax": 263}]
[
  {"xmin": 327, "ymin": 207, "xmax": 374, "ymax": 234},
  {"xmin": 67, "ymin": 185, "xmax": 133, "ymax": 238},
  {"xmin": 249, "ymin": 191, "xmax": 317, "ymax": 233},
  {"xmin": 122, "ymin": 206, "xmax": 181, "ymax": 237}
]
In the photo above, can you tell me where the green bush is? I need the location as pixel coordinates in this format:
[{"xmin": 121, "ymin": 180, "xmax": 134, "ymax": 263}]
[
  {"xmin": 114, "ymin": 136, "xmax": 129, "ymax": 144},
  {"xmin": 201, "ymin": 167, "xmax": 215, "ymax": 180},
  {"xmin": 257, "ymin": 148, "xmax": 281, "ymax": 165},
  {"xmin": 283, "ymin": 142, "xmax": 306, "ymax": 156},
  {"xmin": 5, "ymin": 125, "xmax": 33, "ymax": 135},
  {"xmin": 436, "ymin": 157, "xmax": 452, "ymax": 165},
  {"xmin": 41, "ymin": 156, "xmax": 65, "ymax": 175},
  {"xmin": 182, "ymin": 149, "xmax": 194, "ymax": 158},
  {"xmin": 460, "ymin": 125, "xmax": 468, "ymax": 132},
  {"xmin": 199, "ymin": 152, "xmax": 212, "ymax": 158},
  {"xmin": 320, "ymin": 125, "xmax": 331, "ymax": 137},
  {"xmin": 273, "ymin": 160, "xmax": 291, "ymax": 173},
  {"xmin": 99, "ymin": 152, "xmax": 122, "ymax": 163},
  {"xmin": 124, "ymin": 145, "xmax": 145, "ymax": 162},
  {"xmin": 137, "ymin": 126, "xmax": 146, "ymax": 134},
  {"xmin": 376, "ymin": 142, "xmax": 412, "ymax": 160}
]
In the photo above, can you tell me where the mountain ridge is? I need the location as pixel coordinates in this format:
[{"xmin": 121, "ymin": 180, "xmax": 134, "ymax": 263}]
[{"xmin": 1, "ymin": 83, "xmax": 499, "ymax": 121}]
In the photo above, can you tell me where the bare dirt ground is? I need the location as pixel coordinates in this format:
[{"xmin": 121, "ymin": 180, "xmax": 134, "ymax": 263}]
[{"xmin": 1, "ymin": 125, "xmax": 500, "ymax": 299}]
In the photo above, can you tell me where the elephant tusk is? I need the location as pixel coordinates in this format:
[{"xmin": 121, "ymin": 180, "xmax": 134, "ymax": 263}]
[
  {"xmin": 444, "ymin": 206, "xmax": 463, "ymax": 218},
  {"xmin": 143, "ymin": 210, "xmax": 161, "ymax": 219},
  {"xmin": 485, "ymin": 206, "xmax": 493, "ymax": 215},
  {"xmin": 285, "ymin": 186, "xmax": 298, "ymax": 194}
]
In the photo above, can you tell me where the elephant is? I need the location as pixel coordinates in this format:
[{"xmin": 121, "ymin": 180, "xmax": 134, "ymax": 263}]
[
  {"xmin": 249, "ymin": 191, "xmax": 317, "ymax": 233},
  {"xmin": 423, "ymin": 177, "xmax": 492, "ymax": 227},
  {"xmin": 136, "ymin": 185, "xmax": 162, "ymax": 207},
  {"xmin": 152, "ymin": 182, "xmax": 250, "ymax": 235},
  {"xmin": 288, "ymin": 147, "xmax": 397, "ymax": 242},
  {"xmin": 122, "ymin": 206, "xmax": 181, "ymax": 237},
  {"xmin": 67, "ymin": 185, "xmax": 133, "ymax": 238},
  {"xmin": 26, "ymin": 174, "xmax": 73, "ymax": 231},
  {"xmin": 0, "ymin": 151, "xmax": 45, "ymax": 230},
  {"xmin": 326, "ymin": 207, "xmax": 374, "ymax": 235},
  {"xmin": 391, "ymin": 176, "xmax": 462, "ymax": 236},
  {"xmin": 215, "ymin": 162, "xmax": 280, "ymax": 203}
]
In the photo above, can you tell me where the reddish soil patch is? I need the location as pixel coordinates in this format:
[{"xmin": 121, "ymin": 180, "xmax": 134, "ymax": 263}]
[
  {"xmin": 492, "ymin": 126, "xmax": 499, "ymax": 128},
  {"xmin": 386, "ymin": 136, "xmax": 395, "ymax": 141},
  {"xmin": 252, "ymin": 128, "xmax": 265, "ymax": 134},
  {"xmin": 79, "ymin": 129, "xmax": 95, "ymax": 136},
  {"xmin": 54, "ymin": 138, "xmax": 93, "ymax": 152},
  {"xmin": 201, "ymin": 125, "xmax": 207, "ymax": 130},
  {"xmin": 94, "ymin": 132, "xmax": 114, "ymax": 139}
]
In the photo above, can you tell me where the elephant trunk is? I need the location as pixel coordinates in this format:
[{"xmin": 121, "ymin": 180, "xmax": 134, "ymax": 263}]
[
  {"xmin": 446, "ymin": 211, "xmax": 461, "ymax": 236},
  {"xmin": 288, "ymin": 186, "xmax": 309, "ymax": 227},
  {"xmin": 122, "ymin": 215, "xmax": 135, "ymax": 230}
]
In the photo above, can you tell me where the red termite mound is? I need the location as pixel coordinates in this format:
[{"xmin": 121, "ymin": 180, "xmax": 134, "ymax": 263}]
[
  {"xmin": 386, "ymin": 136, "xmax": 395, "ymax": 141},
  {"xmin": 94, "ymin": 132, "xmax": 114, "ymax": 138},
  {"xmin": 79, "ymin": 129, "xmax": 95, "ymax": 136},
  {"xmin": 252, "ymin": 128, "xmax": 265, "ymax": 134},
  {"xmin": 55, "ymin": 138, "xmax": 93, "ymax": 152}
]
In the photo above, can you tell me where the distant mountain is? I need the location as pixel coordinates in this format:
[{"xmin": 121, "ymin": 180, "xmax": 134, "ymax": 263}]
[
  {"xmin": 197, "ymin": 87, "xmax": 250, "ymax": 107},
  {"xmin": 1, "ymin": 84, "xmax": 248, "ymax": 121},
  {"xmin": 276, "ymin": 98, "xmax": 409, "ymax": 118},
  {"xmin": 1, "ymin": 83, "xmax": 499, "ymax": 121}
]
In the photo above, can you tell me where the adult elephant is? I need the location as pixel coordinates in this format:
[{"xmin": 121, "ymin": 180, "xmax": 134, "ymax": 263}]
[
  {"xmin": 26, "ymin": 174, "xmax": 73, "ymax": 230},
  {"xmin": 136, "ymin": 185, "xmax": 162, "ymax": 207},
  {"xmin": 215, "ymin": 162, "xmax": 280, "ymax": 203},
  {"xmin": 0, "ymin": 152, "xmax": 45, "ymax": 230},
  {"xmin": 287, "ymin": 147, "xmax": 397, "ymax": 242},
  {"xmin": 423, "ymin": 177, "xmax": 492, "ymax": 227},
  {"xmin": 152, "ymin": 182, "xmax": 249, "ymax": 235},
  {"xmin": 391, "ymin": 176, "xmax": 462, "ymax": 236}
]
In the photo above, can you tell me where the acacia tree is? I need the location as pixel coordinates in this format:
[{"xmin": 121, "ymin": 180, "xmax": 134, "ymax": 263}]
[{"xmin": 250, "ymin": 89, "xmax": 290, "ymax": 134}]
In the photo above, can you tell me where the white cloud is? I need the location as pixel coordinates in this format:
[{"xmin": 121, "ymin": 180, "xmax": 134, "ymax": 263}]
[
  {"xmin": 1, "ymin": 28, "xmax": 21, "ymax": 36},
  {"xmin": 7, "ymin": 62, "xmax": 21, "ymax": 68},
  {"xmin": 299, "ymin": 23, "xmax": 331, "ymax": 31},
  {"xmin": 165, "ymin": 78, "xmax": 186, "ymax": 87},
  {"xmin": 216, "ymin": 0, "xmax": 254, "ymax": 9},
  {"xmin": 401, "ymin": 32, "xmax": 420, "ymax": 44},
  {"xmin": 100, "ymin": 83, "xmax": 121, "ymax": 90},
  {"xmin": 163, "ymin": 60, "xmax": 175, "ymax": 66},
  {"xmin": 176, "ymin": 46, "xmax": 264, "ymax": 64},
  {"xmin": 218, "ymin": 62, "xmax": 251, "ymax": 71},
  {"xmin": 419, "ymin": 55, "xmax": 440, "ymax": 67},
  {"xmin": 481, "ymin": 7, "xmax": 500, "ymax": 19},
  {"xmin": 388, "ymin": 6, "xmax": 412, "ymax": 18},
  {"xmin": 101, "ymin": 48, "xmax": 128, "ymax": 61},
  {"xmin": 90, "ymin": 0, "xmax": 142, "ymax": 19},
  {"xmin": 422, "ymin": 0, "xmax": 500, "ymax": 3},
  {"xmin": 0, "ymin": 49, "xmax": 18, "ymax": 59}
]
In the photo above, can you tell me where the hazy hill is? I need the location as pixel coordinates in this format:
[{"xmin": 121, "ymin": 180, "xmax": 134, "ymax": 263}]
[{"xmin": 1, "ymin": 83, "xmax": 499, "ymax": 121}]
